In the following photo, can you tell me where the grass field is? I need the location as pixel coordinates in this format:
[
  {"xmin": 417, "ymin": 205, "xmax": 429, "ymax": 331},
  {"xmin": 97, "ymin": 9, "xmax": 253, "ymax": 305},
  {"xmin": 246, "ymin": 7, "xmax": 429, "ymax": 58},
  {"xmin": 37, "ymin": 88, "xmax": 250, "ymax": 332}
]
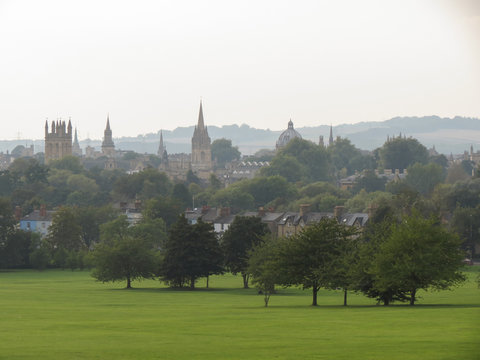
[{"xmin": 0, "ymin": 268, "xmax": 479, "ymax": 360}]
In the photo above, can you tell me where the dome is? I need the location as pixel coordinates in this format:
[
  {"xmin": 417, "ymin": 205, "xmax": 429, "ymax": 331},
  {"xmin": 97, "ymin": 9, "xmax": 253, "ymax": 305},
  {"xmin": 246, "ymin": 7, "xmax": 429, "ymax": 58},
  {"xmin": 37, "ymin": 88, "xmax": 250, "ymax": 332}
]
[{"xmin": 276, "ymin": 120, "xmax": 302, "ymax": 149}]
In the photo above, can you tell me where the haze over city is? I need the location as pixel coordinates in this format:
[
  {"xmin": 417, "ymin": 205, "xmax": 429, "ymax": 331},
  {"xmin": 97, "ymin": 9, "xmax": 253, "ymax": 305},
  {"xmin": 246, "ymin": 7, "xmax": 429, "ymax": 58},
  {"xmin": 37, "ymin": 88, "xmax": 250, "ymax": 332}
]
[{"xmin": 0, "ymin": 0, "xmax": 479, "ymax": 140}]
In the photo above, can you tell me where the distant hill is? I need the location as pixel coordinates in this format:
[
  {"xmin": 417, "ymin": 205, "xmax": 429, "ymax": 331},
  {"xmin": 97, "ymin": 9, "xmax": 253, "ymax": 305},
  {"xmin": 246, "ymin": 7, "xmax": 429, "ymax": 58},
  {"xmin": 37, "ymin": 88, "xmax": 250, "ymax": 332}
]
[{"xmin": 1, "ymin": 116, "xmax": 479, "ymax": 156}]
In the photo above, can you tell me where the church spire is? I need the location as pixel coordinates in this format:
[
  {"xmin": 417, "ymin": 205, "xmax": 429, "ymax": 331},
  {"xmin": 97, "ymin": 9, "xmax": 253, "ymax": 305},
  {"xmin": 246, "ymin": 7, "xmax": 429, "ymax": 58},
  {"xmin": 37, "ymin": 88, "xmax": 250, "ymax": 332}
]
[
  {"xmin": 197, "ymin": 101, "xmax": 205, "ymax": 130},
  {"xmin": 106, "ymin": 113, "xmax": 111, "ymax": 131},
  {"xmin": 328, "ymin": 125, "xmax": 334, "ymax": 146},
  {"xmin": 158, "ymin": 130, "xmax": 166, "ymax": 156}
]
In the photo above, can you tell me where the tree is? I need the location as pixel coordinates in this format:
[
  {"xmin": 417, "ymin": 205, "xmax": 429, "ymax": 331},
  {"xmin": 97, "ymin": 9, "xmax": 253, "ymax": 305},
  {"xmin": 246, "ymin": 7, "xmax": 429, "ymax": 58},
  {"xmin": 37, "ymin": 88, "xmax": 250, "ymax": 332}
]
[
  {"xmin": 49, "ymin": 156, "xmax": 84, "ymax": 174},
  {"xmin": 161, "ymin": 215, "xmax": 223, "ymax": 289},
  {"xmin": 405, "ymin": 162, "xmax": 444, "ymax": 195},
  {"xmin": 92, "ymin": 235, "xmax": 159, "ymax": 289},
  {"xmin": 262, "ymin": 138, "xmax": 330, "ymax": 183},
  {"xmin": 373, "ymin": 211, "xmax": 465, "ymax": 305},
  {"xmin": 275, "ymin": 219, "xmax": 356, "ymax": 306},
  {"xmin": 222, "ymin": 216, "xmax": 269, "ymax": 288},
  {"xmin": 211, "ymin": 138, "xmax": 241, "ymax": 168},
  {"xmin": 248, "ymin": 236, "xmax": 279, "ymax": 307},
  {"xmin": 379, "ymin": 137, "xmax": 428, "ymax": 170},
  {"xmin": 451, "ymin": 206, "xmax": 480, "ymax": 258},
  {"xmin": 46, "ymin": 207, "xmax": 83, "ymax": 251}
]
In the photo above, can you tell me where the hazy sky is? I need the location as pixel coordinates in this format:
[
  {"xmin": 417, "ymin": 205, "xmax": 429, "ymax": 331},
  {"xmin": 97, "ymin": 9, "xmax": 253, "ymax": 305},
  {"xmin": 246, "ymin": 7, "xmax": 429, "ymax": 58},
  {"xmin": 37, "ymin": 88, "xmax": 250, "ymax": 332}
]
[{"xmin": 0, "ymin": 0, "xmax": 479, "ymax": 141}]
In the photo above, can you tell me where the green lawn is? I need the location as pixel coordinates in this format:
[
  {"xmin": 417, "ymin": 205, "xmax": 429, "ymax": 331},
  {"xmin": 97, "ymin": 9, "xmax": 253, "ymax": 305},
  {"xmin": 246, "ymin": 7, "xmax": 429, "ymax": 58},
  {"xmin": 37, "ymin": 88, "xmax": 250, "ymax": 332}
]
[{"xmin": 0, "ymin": 268, "xmax": 479, "ymax": 360}]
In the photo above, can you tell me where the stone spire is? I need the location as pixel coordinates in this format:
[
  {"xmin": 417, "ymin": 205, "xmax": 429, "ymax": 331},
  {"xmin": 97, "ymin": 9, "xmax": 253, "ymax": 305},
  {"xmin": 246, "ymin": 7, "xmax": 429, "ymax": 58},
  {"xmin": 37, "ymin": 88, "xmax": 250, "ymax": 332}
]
[
  {"xmin": 328, "ymin": 125, "xmax": 334, "ymax": 146},
  {"xmin": 72, "ymin": 127, "xmax": 82, "ymax": 156},
  {"xmin": 197, "ymin": 101, "xmax": 205, "ymax": 130},
  {"xmin": 102, "ymin": 114, "xmax": 115, "ymax": 157},
  {"xmin": 158, "ymin": 130, "xmax": 166, "ymax": 156},
  {"xmin": 191, "ymin": 101, "xmax": 212, "ymax": 174}
]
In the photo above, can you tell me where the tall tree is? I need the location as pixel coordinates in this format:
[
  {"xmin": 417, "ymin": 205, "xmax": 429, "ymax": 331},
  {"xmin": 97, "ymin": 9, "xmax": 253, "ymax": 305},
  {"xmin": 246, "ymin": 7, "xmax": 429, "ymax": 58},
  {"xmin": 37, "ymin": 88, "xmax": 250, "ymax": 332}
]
[
  {"xmin": 161, "ymin": 215, "xmax": 223, "ymax": 289},
  {"xmin": 379, "ymin": 137, "xmax": 428, "ymax": 170},
  {"xmin": 92, "ymin": 235, "xmax": 159, "ymax": 289},
  {"xmin": 222, "ymin": 216, "xmax": 269, "ymax": 288},
  {"xmin": 373, "ymin": 211, "xmax": 465, "ymax": 305},
  {"xmin": 275, "ymin": 218, "xmax": 356, "ymax": 306},
  {"xmin": 211, "ymin": 138, "xmax": 241, "ymax": 168},
  {"xmin": 45, "ymin": 207, "xmax": 84, "ymax": 266},
  {"xmin": 248, "ymin": 236, "xmax": 279, "ymax": 307}
]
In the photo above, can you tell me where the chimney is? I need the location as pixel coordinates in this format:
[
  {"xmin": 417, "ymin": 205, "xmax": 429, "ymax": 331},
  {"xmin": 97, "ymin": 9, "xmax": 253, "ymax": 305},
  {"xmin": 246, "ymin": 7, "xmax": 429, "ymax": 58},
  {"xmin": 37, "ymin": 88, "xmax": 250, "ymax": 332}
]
[
  {"xmin": 299, "ymin": 204, "xmax": 310, "ymax": 217},
  {"xmin": 220, "ymin": 207, "xmax": 230, "ymax": 217},
  {"xmin": 40, "ymin": 204, "xmax": 47, "ymax": 217},
  {"xmin": 367, "ymin": 204, "xmax": 378, "ymax": 219},
  {"xmin": 334, "ymin": 206, "xmax": 345, "ymax": 219},
  {"xmin": 134, "ymin": 199, "xmax": 142, "ymax": 210},
  {"xmin": 258, "ymin": 207, "xmax": 266, "ymax": 217},
  {"xmin": 202, "ymin": 205, "xmax": 210, "ymax": 214},
  {"xmin": 15, "ymin": 206, "xmax": 22, "ymax": 221}
]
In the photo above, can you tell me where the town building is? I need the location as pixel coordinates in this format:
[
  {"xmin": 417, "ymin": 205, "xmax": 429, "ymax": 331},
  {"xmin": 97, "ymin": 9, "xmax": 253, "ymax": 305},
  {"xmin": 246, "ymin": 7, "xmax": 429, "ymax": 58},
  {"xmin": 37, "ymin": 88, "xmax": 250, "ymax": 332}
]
[
  {"xmin": 19, "ymin": 205, "xmax": 54, "ymax": 238},
  {"xmin": 44, "ymin": 118, "xmax": 72, "ymax": 164},
  {"xmin": 276, "ymin": 120, "xmax": 302, "ymax": 150}
]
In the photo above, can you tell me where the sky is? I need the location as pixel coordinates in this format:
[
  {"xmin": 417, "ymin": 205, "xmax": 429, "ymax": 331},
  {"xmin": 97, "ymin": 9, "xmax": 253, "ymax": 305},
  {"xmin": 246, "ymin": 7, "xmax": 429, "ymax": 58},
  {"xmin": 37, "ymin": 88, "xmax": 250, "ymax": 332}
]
[{"xmin": 0, "ymin": 0, "xmax": 479, "ymax": 141}]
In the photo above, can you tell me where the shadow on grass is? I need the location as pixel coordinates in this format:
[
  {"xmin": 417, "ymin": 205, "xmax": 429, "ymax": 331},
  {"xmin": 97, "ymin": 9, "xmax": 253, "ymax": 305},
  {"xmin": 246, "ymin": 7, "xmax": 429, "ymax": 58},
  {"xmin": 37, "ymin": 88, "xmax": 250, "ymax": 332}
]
[{"xmin": 252, "ymin": 303, "xmax": 480, "ymax": 310}]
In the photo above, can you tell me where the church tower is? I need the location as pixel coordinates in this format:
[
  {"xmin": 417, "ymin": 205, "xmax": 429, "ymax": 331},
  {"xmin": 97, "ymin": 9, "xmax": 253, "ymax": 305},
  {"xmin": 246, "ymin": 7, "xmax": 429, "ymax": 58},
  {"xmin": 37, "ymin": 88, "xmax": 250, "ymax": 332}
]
[
  {"xmin": 101, "ymin": 115, "xmax": 115, "ymax": 157},
  {"xmin": 191, "ymin": 101, "xmax": 212, "ymax": 173},
  {"xmin": 44, "ymin": 118, "xmax": 73, "ymax": 164},
  {"xmin": 72, "ymin": 128, "xmax": 82, "ymax": 156}
]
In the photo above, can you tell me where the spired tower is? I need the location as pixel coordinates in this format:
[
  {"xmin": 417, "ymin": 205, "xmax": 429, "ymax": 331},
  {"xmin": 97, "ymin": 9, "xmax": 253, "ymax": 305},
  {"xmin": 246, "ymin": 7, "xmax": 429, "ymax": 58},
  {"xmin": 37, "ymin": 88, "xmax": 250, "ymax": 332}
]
[
  {"xmin": 72, "ymin": 128, "xmax": 82, "ymax": 156},
  {"xmin": 328, "ymin": 125, "xmax": 334, "ymax": 146},
  {"xmin": 101, "ymin": 115, "xmax": 115, "ymax": 157},
  {"xmin": 44, "ymin": 118, "xmax": 73, "ymax": 164},
  {"xmin": 191, "ymin": 101, "xmax": 212, "ymax": 173}
]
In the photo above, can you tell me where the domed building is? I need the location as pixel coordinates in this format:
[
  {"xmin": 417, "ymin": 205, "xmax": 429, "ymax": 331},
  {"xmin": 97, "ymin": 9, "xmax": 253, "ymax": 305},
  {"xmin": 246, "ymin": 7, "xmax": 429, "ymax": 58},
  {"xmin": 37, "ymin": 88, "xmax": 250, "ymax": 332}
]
[{"xmin": 276, "ymin": 120, "xmax": 302, "ymax": 150}]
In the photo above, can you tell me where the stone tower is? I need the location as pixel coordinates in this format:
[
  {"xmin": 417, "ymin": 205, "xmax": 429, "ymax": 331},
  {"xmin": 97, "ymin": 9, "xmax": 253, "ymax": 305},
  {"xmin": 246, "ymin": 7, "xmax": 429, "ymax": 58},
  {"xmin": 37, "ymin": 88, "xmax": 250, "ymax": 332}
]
[
  {"xmin": 101, "ymin": 115, "xmax": 115, "ymax": 157},
  {"xmin": 44, "ymin": 118, "xmax": 73, "ymax": 164},
  {"xmin": 191, "ymin": 101, "xmax": 212, "ymax": 173},
  {"xmin": 72, "ymin": 128, "xmax": 82, "ymax": 156}
]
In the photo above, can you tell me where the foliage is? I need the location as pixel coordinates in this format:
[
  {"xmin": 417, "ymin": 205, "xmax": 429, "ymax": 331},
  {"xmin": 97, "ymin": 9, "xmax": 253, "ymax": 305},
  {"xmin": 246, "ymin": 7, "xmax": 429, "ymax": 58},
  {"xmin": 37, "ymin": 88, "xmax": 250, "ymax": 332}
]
[
  {"xmin": 328, "ymin": 137, "xmax": 375, "ymax": 176},
  {"xmin": 379, "ymin": 137, "xmax": 428, "ymax": 170},
  {"xmin": 247, "ymin": 236, "xmax": 279, "ymax": 307},
  {"xmin": 451, "ymin": 205, "xmax": 480, "ymax": 258},
  {"xmin": 45, "ymin": 207, "xmax": 84, "ymax": 251},
  {"xmin": 275, "ymin": 218, "xmax": 357, "ymax": 306},
  {"xmin": 262, "ymin": 138, "xmax": 330, "ymax": 182},
  {"xmin": 372, "ymin": 211, "xmax": 466, "ymax": 305},
  {"xmin": 405, "ymin": 162, "xmax": 444, "ymax": 195},
  {"xmin": 49, "ymin": 156, "xmax": 84, "ymax": 174},
  {"xmin": 92, "ymin": 235, "xmax": 159, "ymax": 289},
  {"xmin": 222, "ymin": 216, "xmax": 269, "ymax": 288},
  {"xmin": 211, "ymin": 138, "xmax": 241, "ymax": 168},
  {"xmin": 113, "ymin": 168, "xmax": 172, "ymax": 200},
  {"xmin": 161, "ymin": 215, "xmax": 224, "ymax": 288},
  {"xmin": 143, "ymin": 195, "xmax": 183, "ymax": 229}
]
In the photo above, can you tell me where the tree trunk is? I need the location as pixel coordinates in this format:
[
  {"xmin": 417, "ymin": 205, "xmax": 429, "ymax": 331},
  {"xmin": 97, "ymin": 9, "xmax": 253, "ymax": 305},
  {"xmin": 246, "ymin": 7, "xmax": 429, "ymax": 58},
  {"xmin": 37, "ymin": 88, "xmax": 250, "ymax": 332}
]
[
  {"xmin": 343, "ymin": 288, "xmax": 348, "ymax": 306},
  {"xmin": 410, "ymin": 289, "xmax": 416, "ymax": 306},
  {"xmin": 383, "ymin": 298, "xmax": 390, "ymax": 306},
  {"xmin": 264, "ymin": 292, "xmax": 270, "ymax": 307},
  {"xmin": 190, "ymin": 276, "xmax": 195, "ymax": 289},
  {"xmin": 242, "ymin": 273, "xmax": 249, "ymax": 289},
  {"xmin": 312, "ymin": 287, "xmax": 318, "ymax": 306},
  {"xmin": 126, "ymin": 277, "xmax": 131, "ymax": 289},
  {"xmin": 206, "ymin": 276, "xmax": 209, "ymax": 289}
]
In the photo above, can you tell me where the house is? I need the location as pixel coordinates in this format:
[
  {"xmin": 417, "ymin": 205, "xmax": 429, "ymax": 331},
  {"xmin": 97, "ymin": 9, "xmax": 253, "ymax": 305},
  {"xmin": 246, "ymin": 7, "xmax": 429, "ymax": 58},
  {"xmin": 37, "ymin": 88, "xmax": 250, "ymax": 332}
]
[
  {"xmin": 185, "ymin": 206, "xmax": 234, "ymax": 235},
  {"xmin": 19, "ymin": 205, "xmax": 54, "ymax": 238}
]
